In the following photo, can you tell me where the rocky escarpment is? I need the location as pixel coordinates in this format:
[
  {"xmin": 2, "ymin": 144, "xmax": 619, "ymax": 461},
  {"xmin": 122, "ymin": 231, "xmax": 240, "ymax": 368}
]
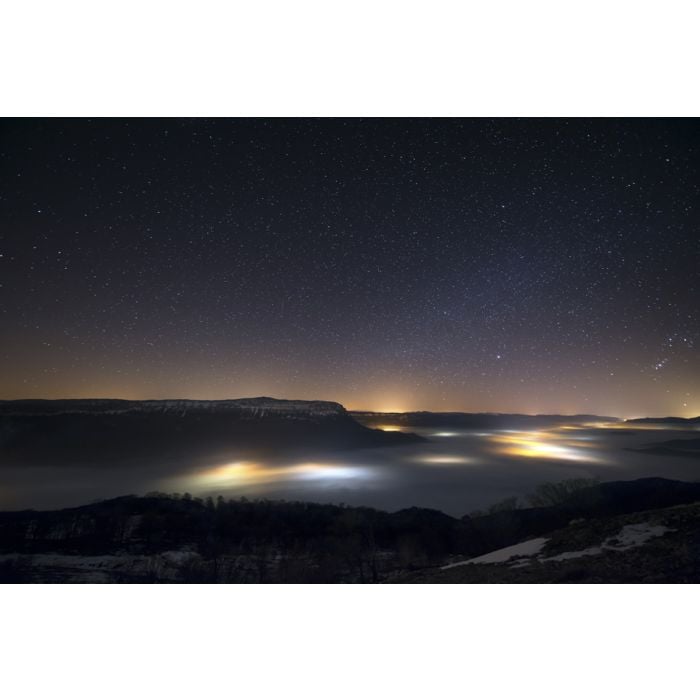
[
  {"xmin": 0, "ymin": 397, "xmax": 347, "ymax": 419},
  {"xmin": 0, "ymin": 397, "xmax": 423, "ymax": 466}
]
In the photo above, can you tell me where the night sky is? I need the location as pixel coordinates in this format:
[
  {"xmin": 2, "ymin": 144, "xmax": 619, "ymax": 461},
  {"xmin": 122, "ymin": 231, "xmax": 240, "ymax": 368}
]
[{"xmin": 1, "ymin": 118, "xmax": 698, "ymax": 417}]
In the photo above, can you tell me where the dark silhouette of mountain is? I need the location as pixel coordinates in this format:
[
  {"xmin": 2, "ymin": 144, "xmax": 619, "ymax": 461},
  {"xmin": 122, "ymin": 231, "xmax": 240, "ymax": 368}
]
[
  {"xmin": 625, "ymin": 415, "xmax": 700, "ymax": 427},
  {"xmin": 632, "ymin": 437, "xmax": 700, "ymax": 458},
  {"xmin": 0, "ymin": 397, "xmax": 423, "ymax": 466},
  {"xmin": 352, "ymin": 411, "xmax": 618, "ymax": 430},
  {"xmin": 2, "ymin": 477, "xmax": 700, "ymax": 583},
  {"xmin": 620, "ymin": 416, "xmax": 700, "ymax": 458}
]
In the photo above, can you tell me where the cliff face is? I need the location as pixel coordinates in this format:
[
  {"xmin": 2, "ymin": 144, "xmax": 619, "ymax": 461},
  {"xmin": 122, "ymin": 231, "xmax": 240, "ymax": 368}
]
[
  {"xmin": 0, "ymin": 397, "xmax": 422, "ymax": 466},
  {"xmin": 0, "ymin": 397, "xmax": 347, "ymax": 419}
]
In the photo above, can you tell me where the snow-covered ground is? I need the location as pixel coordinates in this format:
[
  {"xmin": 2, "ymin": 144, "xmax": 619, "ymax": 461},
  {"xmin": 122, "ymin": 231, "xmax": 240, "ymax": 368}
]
[
  {"xmin": 442, "ymin": 537, "xmax": 549, "ymax": 568},
  {"xmin": 0, "ymin": 550, "xmax": 201, "ymax": 583},
  {"xmin": 442, "ymin": 522, "xmax": 674, "ymax": 570},
  {"xmin": 541, "ymin": 523, "xmax": 674, "ymax": 563}
]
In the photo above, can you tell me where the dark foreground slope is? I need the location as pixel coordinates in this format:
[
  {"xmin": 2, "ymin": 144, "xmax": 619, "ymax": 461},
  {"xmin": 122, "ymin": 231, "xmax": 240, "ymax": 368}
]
[
  {"xmin": 2, "ymin": 478, "xmax": 700, "ymax": 583},
  {"xmin": 396, "ymin": 501, "xmax": 700, "ymax": 583},
  {"xmin": 0, "ymin": 398, "xmax": 422, "ymax": 466},
  {"xmin": 0, "ymin": 496, "xmax": 462, "ymax": 583}
]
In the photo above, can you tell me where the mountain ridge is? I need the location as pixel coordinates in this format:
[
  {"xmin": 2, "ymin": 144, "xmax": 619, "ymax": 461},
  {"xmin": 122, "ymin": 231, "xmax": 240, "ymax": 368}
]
[
  {"xmin": 0, "ymin": 397, "xmax": 346, "ymax": 418},
  {"xmin": 0, "ymin": 397, "xmax": 422, "ymax": 466},
  {"xmin": 352, "ymin": 410, "xmax": 619, "ymax": 430}
]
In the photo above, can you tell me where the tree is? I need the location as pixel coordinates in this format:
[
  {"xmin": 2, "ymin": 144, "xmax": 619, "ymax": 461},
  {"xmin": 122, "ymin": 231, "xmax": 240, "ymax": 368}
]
[
  {"xmin": 527, "ymin": 478, "xmax": 600, "ymax": 508},
  {"xmin": 486, "ymin": 496, "xmax": 521, "ymax": 514}
]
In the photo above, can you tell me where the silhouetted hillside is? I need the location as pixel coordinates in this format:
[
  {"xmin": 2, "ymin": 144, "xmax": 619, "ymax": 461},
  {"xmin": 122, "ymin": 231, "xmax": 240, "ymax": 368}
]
[
  {"xmin": 2, "ymin": 477, "xmax": 700, "ymax": 583},
  {"xmin": 397, "ymin": 498, "xmax": 700, "ymax": 583},
  {"xmin": 625, "ymin": 415, "xmax": 700, "ymax": 427}
]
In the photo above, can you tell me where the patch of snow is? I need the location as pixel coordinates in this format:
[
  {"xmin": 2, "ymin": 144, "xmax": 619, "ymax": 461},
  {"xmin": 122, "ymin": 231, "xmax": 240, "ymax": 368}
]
[
  {"xmin": 442, "ymin": 537, "xmax": 549, "ymax": 569},
  {"xmin": 542, "ymin": 522, "xmax": 674, "ymax": 563},
  {"xmin": 0, "ymin": 549, "xmax": 203, "ymax": 582},
  {"xmin": 442, "ymin": 521, "xmax": 676, "ymax": 570},
  {"xmin": 509, "ymin": 560, "xmax": 534, "ymax": 569},
  {"xmin": 542, "ymin": 546, "xmax": 604, "ymax": 562},
  {"xmin": 160, "ymin": 550, "xmax": 199, "ymax": 564},
  {"xmin": 609, "ymin": 523, "xmax": 673, "ymax": 549}
]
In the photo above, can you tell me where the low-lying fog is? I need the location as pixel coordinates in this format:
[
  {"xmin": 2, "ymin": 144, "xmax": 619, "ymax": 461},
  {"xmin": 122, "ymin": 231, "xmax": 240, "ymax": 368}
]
[{"xmin": 2, "ymin": 421, "xmax": 699, "ymax": 516}]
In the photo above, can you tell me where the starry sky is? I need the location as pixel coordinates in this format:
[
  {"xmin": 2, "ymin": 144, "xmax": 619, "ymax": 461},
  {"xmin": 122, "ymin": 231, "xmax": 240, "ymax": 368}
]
[{"xmin": 1, "ymin": 118, "xmax": 698, "ymax": 417}]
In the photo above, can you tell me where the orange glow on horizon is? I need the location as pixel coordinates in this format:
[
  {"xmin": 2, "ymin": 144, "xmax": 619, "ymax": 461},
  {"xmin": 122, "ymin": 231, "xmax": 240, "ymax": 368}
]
[
  {"xmin": 187, "ymin": 460, "xmax": 374, "ymax": 490},
  {"xmin": 488, "ymin": 429, "xmax": 602, "ymax": 462}
]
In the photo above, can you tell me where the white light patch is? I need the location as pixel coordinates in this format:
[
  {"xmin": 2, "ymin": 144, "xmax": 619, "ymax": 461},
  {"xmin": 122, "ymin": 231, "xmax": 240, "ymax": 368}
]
[
  {"xmin": 489, "ymin": 430, "xmax": 601, "ymax": 462},
  {"xmin": 417, "ymin": 454, "xmax": 474, "ymax": 465},
  {"xmin": 293, "ymin": 463, "xmax": 374, "ymax": 481}
]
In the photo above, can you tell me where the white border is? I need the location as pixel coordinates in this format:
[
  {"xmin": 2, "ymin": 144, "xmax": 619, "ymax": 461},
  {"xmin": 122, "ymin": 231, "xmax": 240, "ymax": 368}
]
[
  {"xmin": 3, "ymin": 584, "xmax": 698, "ymax": 699},
  {"xmin": 2, "ymin": 0, "xmax": 700, "ymax": 116}
]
